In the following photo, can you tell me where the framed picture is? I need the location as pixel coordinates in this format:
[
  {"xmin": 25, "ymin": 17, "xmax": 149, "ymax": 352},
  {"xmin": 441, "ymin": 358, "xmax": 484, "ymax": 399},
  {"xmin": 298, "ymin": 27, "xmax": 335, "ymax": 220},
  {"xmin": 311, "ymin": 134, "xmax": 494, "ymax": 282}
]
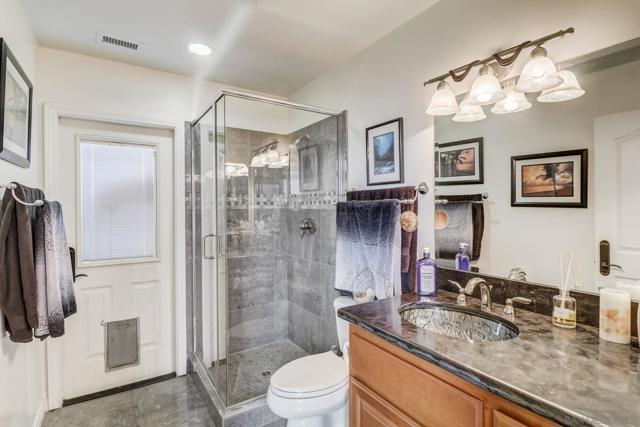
[
  {"xmin": 435, "ymin": 137, "xmax": 483, "ymax": 185},
  {"xmin": 0, "ymin": 39, "xmax": 33, "ymax": 168},
  {"xmin": 511, "ymin": 149, "xmax": 588, "ymax": 208},
  {"xmin": 299, "ymin": 145, "xmax": 319, "ymax": 191},
  {"xmin": 366, "ymin": 118, "xmax": 403, "ymax": 185}
]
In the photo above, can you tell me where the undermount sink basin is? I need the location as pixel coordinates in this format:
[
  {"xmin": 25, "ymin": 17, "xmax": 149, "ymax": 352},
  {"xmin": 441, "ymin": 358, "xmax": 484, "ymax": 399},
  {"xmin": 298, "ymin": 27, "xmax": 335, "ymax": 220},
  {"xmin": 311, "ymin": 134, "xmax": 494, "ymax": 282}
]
[{"xmin": 398, "ymin": 302, "xmax": 519, "ymax": 342}]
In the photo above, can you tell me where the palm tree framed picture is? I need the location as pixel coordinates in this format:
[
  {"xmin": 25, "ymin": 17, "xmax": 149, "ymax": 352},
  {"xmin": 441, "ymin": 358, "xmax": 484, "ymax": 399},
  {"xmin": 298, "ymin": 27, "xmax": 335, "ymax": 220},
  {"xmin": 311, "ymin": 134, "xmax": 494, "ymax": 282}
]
[
  {"xmin": 511, "ymin": 149, "xmax": 588, "ymax": 208},
  {"xmin": 435, "ymin": 138, "xmax": 483, "ymax": 185}
]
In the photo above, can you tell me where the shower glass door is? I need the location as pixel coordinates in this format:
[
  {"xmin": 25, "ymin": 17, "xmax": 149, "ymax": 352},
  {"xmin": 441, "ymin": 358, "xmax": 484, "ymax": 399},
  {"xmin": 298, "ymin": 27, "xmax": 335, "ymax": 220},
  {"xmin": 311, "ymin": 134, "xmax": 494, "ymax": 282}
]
[
  {"xmin": 191, "ymin": 91, "xmax": 345, "ymax": 409},
  {"xmin": 192, "ymin": 105, "xmax": 221, "ymax": 392}
]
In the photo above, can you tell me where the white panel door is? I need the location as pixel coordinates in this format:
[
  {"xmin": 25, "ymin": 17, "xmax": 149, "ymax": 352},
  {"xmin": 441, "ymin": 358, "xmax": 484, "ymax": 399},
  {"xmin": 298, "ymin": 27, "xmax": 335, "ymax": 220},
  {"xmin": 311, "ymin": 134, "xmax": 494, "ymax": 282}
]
[
  {"xmin": 594, "ymin": 109, "xmax": 640, "ymax": 288},
  {"xmin": 54, "ymin": 118, "xmax": 175, "ymax": 400}
]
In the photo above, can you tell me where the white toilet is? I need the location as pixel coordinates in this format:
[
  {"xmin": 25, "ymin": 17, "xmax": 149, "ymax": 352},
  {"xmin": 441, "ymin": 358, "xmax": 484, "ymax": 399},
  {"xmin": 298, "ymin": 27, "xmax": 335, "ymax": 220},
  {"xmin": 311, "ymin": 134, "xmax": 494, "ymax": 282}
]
[{"xmin": 267, "ymin": 296, "xmax": 356, "ymax": 427}]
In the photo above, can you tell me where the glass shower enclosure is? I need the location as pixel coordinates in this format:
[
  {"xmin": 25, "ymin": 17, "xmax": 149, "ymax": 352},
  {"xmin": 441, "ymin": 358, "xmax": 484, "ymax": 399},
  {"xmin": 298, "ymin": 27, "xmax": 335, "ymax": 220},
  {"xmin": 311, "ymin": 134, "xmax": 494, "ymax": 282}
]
[{"xmin": 188, "ymin": 90, "xmax": 346, "ymax": 412}]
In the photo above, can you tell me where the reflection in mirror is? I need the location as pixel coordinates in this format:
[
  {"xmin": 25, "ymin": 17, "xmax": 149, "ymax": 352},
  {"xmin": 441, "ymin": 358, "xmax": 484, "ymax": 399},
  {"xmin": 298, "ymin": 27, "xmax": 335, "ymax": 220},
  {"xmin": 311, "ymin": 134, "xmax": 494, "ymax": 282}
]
[{"xmin": 434, "ymin": 38, "xmax": 640, "ymax": 294}]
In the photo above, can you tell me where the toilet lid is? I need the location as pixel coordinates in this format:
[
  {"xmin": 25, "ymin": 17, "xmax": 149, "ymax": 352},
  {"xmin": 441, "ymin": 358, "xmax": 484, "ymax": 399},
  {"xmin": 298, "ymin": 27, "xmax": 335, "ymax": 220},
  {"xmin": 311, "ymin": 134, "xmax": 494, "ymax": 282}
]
[{"xmin": 270, "ymin": 351, "xmax": 348, "ymax": 395}]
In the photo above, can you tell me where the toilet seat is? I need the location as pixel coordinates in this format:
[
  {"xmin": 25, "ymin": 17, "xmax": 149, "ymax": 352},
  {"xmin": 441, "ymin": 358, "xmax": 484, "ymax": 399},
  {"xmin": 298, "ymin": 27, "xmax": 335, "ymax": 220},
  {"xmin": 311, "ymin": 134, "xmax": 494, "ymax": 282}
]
[{"xmin": 269, "ymin": 351, "xmax": 348, "ymax": 399}]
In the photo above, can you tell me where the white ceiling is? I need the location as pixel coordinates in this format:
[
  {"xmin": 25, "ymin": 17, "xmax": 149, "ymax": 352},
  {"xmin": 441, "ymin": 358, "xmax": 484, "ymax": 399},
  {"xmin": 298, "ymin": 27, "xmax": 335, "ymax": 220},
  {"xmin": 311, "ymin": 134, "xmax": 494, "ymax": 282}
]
[{"xmin": 22, "ymin": 0, "xmax": 438, "ymax": 96}]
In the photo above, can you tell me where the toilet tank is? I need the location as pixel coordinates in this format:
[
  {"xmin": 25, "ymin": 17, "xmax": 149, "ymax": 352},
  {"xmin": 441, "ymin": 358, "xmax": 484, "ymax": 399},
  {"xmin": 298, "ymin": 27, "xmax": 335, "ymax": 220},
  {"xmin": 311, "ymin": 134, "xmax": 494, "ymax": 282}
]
[{"xmin": 334, "ymin": 296, "xmax": 357, "ymax": 351}]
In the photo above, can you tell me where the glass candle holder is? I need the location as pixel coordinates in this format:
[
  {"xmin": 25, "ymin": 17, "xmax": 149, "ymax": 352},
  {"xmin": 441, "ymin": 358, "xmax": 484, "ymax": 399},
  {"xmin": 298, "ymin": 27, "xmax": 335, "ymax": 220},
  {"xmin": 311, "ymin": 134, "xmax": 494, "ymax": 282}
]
[{"xmin": 552, "ymin": 294, "xmax": 577, "ymax": 329}]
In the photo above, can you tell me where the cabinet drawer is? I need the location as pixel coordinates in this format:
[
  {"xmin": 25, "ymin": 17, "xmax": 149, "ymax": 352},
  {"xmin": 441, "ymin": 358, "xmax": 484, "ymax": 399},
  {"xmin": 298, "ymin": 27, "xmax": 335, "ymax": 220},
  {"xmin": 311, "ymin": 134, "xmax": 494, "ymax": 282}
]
[
  {"xmin": 493, "ymin": 410, "xmax": 529, "ymax": 427},
  {"xmin": 350, "ymin": 378, "xmax": 421, "ymax": 427},
  {"xmin": 350, "ymin": 330, "xmax": 483, "ymax": 427}
]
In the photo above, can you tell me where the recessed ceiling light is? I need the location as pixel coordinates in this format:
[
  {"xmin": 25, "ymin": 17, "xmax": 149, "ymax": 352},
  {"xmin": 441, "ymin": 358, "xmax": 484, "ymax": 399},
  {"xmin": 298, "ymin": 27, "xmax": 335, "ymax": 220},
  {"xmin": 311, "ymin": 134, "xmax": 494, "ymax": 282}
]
[{"xmin": 188, "ymin": 43, "xmax": 212, "ymax": 56}]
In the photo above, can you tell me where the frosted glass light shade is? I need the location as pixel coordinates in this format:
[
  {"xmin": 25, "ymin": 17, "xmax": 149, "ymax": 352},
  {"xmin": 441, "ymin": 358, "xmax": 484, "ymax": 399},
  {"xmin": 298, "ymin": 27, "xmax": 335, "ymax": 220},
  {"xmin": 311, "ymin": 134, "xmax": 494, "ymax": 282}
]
[
  {"xmin": 491, "ymin": 86, "xmax": 532, "ymax": 114},
  {"xmin": 452, "ymin": 99, "xmax": 486, "ymax": 122},
  {"xmin": 266, "ymin": 148, "xmax": 280, "ymax": 164},
  {"xmin": 426, "ymin": 81, "xmax": 459, "ymax": 116},
  {"xmin": 537, "ymin": 70, "xmax": 585, "ymax": 103},
  {"xmin": 467, "ymin": 65, "xmax": 505, "ymax": 105},
  {"xmin": 515, "ymin": 46, "xmax": 563, "ymax": 93},
  {"xmin": 251, "ymin": 153, "xmax": 268, "ymax": 168}
]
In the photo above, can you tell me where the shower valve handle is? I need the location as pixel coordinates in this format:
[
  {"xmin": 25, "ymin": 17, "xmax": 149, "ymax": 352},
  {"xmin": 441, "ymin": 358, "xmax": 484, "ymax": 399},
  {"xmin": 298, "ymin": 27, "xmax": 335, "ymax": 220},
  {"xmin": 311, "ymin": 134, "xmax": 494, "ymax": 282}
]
[{"xmin": 299, "ymin": 218, "xmax": 318, "ymax": 238}]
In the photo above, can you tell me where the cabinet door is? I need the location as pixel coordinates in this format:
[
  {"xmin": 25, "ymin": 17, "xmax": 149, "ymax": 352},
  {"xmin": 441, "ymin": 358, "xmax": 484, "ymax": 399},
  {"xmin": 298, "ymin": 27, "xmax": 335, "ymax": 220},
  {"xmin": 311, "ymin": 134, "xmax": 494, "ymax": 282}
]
[{"xmin": 350, "ymin": 378, "xmax": 421, "ymax": 427}]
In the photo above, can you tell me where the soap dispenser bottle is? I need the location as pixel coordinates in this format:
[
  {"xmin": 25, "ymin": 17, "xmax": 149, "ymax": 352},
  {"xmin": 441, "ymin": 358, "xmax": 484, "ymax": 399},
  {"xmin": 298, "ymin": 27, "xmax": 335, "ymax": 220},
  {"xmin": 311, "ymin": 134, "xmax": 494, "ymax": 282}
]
[
  {"xmin": 417, "ymin": 247, "xmax": 437, "ymax": 297},
  {"xmin": 455, "ymin": 243, "xmax": 471, "ymax": 272}
]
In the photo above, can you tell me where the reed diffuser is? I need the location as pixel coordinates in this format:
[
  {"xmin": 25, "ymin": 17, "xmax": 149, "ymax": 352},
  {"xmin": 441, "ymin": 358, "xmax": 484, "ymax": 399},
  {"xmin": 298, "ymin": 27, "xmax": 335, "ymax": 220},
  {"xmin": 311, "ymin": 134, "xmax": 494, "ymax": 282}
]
[{"xmin": 552, "ymin": 252, "xmax": 577, "ymax": 329}]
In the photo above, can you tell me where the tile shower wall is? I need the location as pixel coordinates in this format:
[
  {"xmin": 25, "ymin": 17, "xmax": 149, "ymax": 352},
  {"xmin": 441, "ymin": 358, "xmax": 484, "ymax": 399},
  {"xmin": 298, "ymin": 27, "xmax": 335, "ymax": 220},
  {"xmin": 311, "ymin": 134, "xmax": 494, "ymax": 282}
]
[
  {"xmin": 225, "ymin": 128, "xmax": 290, "ymax": 354},
  {"xmin": 226, "ymin": 115, "xmax": 340, "ymax": 357},
  {"xmin": 286, "ymin": 117, "xmax": 340, "ymax": 354}
]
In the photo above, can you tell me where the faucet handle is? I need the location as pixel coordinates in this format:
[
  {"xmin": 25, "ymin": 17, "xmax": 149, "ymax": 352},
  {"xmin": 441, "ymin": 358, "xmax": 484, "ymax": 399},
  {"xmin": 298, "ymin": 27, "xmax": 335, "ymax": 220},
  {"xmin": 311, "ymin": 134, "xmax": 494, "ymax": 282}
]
[
  {"xmin": 448, "ymin": 280, "xmax": 467, "ymax": 305},
  {"xmin": 503, "ymin": 297, "xmax": 532, "ymax": 317}
]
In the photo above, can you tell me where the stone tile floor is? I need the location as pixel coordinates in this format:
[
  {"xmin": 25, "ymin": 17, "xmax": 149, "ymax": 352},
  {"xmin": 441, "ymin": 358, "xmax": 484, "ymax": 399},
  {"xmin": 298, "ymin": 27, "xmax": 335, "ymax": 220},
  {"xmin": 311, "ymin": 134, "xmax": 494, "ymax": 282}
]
[
  {"xmin": 215, "ymin": 339, "xmax": 308, "ymax": 405},
  {"xmin": 42, "ymin": 376, "xmax": 215, "ymax": 427}
]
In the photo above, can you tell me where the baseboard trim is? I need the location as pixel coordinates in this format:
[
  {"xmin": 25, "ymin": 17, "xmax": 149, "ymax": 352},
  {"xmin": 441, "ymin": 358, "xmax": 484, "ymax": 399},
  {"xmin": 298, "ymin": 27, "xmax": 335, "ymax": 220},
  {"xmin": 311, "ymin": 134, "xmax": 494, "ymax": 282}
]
[
  {"xmin": 32, "ymin": 399, "xmax": 47, "ymax": 427},
  {"xmin": 62, "ymin": 372, "xmax": 177, "ymax": 407}
]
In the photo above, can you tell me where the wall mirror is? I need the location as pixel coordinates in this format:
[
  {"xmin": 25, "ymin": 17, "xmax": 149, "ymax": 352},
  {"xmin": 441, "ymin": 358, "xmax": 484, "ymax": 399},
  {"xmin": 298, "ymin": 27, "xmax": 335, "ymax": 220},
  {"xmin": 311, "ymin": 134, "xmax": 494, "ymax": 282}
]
[{"xmin": 433, "ymin": 37, "xmax": 640, "ymax": 294}]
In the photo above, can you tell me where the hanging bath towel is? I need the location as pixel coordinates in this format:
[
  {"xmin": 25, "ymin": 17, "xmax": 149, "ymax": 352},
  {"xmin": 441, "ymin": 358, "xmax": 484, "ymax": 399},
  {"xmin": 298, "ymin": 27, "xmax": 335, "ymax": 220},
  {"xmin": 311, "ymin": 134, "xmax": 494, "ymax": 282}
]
[
  {"xmin": 434, "ymin": 201, "xmax": 474, "ymax": 260},
  {"xmin": 335, "ymin": 200, "xmax": 401, "ymax": 300},
  {"xmin": 34, "ymin": 201, "xmax": 76, "ymax": 339},
  {"xmin": 0, "ymin": 183, "xmax": 44, "ymax": 342}
]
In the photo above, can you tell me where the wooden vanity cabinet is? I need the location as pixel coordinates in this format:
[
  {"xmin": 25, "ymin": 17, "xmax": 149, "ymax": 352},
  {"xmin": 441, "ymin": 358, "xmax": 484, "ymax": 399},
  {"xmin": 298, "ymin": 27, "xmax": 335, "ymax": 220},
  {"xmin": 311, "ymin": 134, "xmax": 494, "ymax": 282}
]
[{"xmin": 349, "ymin": 325, "xmax": 557, "ymax": 427}]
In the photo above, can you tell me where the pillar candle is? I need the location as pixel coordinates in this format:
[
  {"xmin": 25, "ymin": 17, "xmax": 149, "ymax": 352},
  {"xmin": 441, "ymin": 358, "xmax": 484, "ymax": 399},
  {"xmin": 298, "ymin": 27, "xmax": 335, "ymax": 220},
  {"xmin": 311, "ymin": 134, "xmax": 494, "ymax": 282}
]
[
  {"xmin": 600, "ymin": 288, "xmax": 631, "ymax": 344},
  {"xmin": 616, "ymin": 280, "xmax": 640, "ymax": 341}
]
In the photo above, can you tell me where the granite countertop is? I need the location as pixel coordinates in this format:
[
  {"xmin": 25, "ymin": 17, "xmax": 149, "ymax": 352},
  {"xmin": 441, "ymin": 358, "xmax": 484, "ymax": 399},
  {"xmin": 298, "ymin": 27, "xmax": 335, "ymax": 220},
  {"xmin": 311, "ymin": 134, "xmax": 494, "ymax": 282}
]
[{"xmin": 338, "ymin": 291, "xmax": 640, "ymax": 427}]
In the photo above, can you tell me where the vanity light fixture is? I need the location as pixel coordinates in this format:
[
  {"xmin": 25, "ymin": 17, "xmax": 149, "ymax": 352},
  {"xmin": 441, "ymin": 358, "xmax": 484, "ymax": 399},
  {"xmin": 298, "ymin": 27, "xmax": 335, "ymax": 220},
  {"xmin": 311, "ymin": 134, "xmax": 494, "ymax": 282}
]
[
  {"xmin": 452, "ymin": 99, "xmax": 486, "ymax": 122},
  {"xmin": 425, "ymin": 81, "xmax": 459, "ymax": 115},
  {"xmin": 188, "ymin": 43, "xmax": 212, "ymax": 56},
  {"xmin": 515, "ymin": 46, "xmax": 563, "ymax": 93},
  {"xmin": 537, "ymin": 70, "xmax": 585, "ymax": 103},
  {"xmin": 250, "ymin": 141, "xmax": 280, "ymax": 168},
  {"xmin": 423, "ymin": 28, "xmax": 575, "ymax": 121},
  {"xmin": 467, "ymin": 65, "xmax": 505, "ymax": 105},
  {"xmin": 491, "ymin": 85, "xmax": 532, "ymax": 114}
]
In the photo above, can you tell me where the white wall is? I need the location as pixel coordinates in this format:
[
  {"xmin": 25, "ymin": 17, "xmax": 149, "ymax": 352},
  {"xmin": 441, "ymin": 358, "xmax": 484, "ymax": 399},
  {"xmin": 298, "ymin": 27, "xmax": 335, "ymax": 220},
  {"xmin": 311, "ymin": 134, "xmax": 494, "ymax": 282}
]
[
  {"xmin": 290, "ymin": 0, "xmax": 640, "ymax": 279},
  {"xmin": 0, "ymin": 0, "xmax": 46, "ymax": 425}
]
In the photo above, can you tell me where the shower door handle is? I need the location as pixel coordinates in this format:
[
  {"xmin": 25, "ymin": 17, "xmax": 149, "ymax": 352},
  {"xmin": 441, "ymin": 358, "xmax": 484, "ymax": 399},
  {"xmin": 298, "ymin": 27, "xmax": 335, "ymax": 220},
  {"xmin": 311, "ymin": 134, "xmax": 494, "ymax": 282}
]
[
  {"xmin": 203, "ymin": 234, "xmax": 216, "ymax": 260},
  {"xmin": 213, "ymin": 234, "xmax": 222, "ymax": 259}
]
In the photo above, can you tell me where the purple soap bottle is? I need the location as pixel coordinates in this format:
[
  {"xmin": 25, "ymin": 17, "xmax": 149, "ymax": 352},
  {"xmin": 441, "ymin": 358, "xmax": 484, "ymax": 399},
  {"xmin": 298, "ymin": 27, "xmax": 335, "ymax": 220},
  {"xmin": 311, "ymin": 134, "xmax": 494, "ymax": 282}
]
[{"xmin": 417, "ymin": 247, "xmax": 437, "ymax": 297}]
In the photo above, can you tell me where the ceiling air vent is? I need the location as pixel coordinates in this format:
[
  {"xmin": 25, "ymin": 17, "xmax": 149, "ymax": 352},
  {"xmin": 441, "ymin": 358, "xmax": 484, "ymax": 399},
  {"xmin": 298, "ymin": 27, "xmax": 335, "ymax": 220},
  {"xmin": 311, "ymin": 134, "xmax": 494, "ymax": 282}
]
[{"xmin": 98, "ymin": 32, "xmax": 143, "ymax": 52}]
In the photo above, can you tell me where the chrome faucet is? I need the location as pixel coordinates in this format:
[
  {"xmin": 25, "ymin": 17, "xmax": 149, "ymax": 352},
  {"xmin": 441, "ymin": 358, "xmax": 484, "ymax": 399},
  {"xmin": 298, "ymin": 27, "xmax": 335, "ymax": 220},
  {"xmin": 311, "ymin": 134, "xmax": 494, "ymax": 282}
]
[{"xmin": 464, "ymin": 278, "xmax": 493, "ymax": 311}]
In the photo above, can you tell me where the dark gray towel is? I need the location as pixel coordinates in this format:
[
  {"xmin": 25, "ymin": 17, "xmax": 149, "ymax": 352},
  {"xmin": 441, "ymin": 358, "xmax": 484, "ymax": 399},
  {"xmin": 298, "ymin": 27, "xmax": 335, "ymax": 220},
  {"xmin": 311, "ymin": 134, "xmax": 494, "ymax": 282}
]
[
  {"xmin": 34, "ymin": 201, "xmax": 76, "ymax": 338},
  {"xmin": 0, "ymin": 183, "xmax": 44, "ymax": 342},
  {"xmin": 335, "ymin": 200, "xmax": 401, "ymax": 299},
  {"xmin": 435, "ymin": 202, "xmax": 474, "ymax": 260}
]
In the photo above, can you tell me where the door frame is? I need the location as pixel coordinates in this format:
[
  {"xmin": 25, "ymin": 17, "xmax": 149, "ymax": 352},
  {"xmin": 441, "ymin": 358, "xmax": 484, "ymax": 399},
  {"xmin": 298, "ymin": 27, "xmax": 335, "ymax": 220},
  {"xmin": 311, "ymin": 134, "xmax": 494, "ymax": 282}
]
[{"xmin": 43, "ymin": 103, "xmax": 187, "ymax": 410}]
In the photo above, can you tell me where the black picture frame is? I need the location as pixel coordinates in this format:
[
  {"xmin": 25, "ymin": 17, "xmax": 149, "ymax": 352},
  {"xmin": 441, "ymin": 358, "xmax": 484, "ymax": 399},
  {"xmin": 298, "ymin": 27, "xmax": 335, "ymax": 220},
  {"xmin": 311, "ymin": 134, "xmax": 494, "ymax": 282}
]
[
  {"xmin": 435, "ymin": 137, "xmax": 484, "ymax": 185},
  {"xmin": 0, "ymin": 38, "xmax": 33, "ymax": 168},
  {"xmin": 365, "ymin": 117, "xmax": 404, "ymax": 186},
  {"xmin": 511, "ymin": 149, "xmax": 588, "ymax": 208}
]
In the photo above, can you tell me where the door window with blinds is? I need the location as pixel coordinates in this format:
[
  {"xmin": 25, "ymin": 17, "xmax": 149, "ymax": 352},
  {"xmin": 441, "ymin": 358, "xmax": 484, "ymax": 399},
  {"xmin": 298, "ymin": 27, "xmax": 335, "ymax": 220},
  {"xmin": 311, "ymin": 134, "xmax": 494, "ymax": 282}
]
[{"xmin": 77, "ymin": 137, "xmax": 158, "ymax": 265}]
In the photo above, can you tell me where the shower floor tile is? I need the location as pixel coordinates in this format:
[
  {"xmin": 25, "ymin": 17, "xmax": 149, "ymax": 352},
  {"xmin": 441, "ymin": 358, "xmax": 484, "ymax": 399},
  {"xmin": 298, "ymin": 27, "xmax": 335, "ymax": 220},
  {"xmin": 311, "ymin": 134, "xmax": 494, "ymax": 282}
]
[{"xmin": 216, "ymin": 339, "xmax": 308, "ymax": 406}]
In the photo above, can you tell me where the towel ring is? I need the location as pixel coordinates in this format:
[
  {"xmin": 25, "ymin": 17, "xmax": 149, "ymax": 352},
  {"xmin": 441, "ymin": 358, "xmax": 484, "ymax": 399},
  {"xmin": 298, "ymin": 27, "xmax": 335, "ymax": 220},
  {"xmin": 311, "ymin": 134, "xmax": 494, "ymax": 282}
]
[{"xmin": 0, "ymin": 183, "xmax": 45, "ymax": 207}]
